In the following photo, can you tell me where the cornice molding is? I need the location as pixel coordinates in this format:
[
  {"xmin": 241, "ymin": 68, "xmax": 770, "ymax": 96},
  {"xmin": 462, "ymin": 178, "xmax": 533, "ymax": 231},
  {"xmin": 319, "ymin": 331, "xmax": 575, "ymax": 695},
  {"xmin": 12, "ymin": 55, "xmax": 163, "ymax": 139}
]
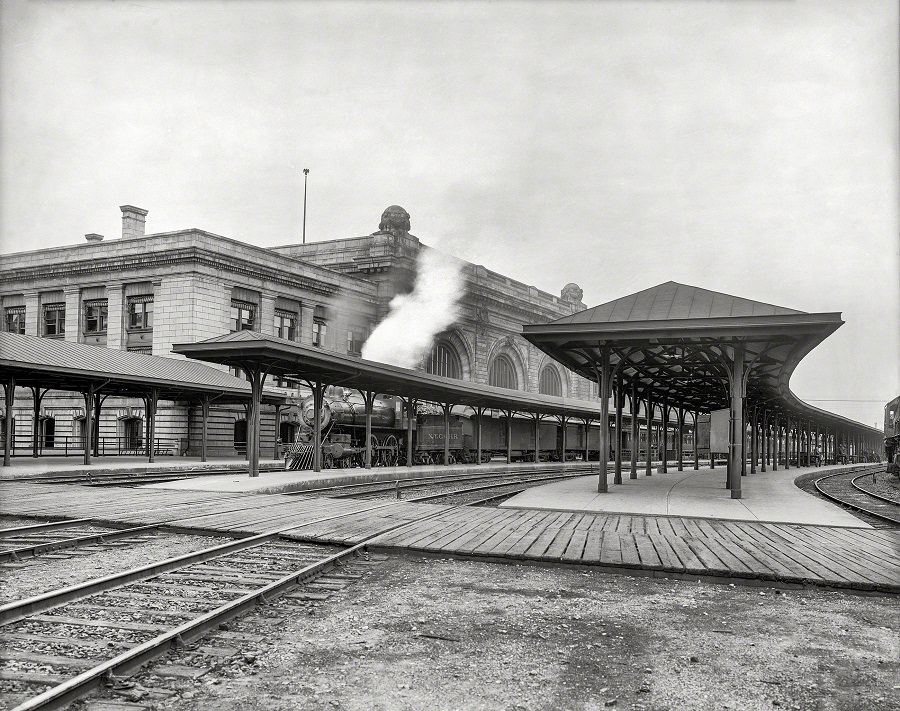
[{"xmin": 0, "ymin": 246, "xmax": 375, "ymax": 301}]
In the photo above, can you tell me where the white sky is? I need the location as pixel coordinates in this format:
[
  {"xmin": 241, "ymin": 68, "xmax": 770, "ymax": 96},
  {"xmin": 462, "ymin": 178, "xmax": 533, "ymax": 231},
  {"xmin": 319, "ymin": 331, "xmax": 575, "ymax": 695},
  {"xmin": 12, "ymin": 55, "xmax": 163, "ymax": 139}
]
[{"xmin": 1, "ymin": 0, "xmax": 897, "ymax": 429}]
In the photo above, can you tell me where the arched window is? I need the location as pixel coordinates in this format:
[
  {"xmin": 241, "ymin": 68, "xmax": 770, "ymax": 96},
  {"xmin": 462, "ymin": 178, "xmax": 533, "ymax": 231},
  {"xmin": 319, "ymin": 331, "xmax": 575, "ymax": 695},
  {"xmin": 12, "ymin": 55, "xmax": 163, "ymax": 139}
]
[
  {"xmin": 426, "ymin": 341, "xmax": 462, "ymax": 380},
  {"xmin": 488, "ymin": 354, "xmax": 518, "ymax": 390},
  {"xmin": 539, "ymin": 366, "xmax": 562, "ymax": 396}
]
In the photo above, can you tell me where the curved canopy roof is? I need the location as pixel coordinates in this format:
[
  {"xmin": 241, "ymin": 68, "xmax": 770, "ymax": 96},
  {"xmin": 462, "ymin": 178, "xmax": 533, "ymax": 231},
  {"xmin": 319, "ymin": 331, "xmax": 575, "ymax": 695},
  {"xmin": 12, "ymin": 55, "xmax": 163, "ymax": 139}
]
[{"xmin": 522, "ymin": 282, "xmax": 881, "ymax": 438}]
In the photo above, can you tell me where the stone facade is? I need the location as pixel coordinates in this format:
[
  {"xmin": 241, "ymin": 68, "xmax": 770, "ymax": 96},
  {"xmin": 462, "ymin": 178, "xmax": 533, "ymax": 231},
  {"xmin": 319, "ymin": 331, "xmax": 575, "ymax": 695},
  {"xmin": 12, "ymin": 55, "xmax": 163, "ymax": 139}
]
[{"xmin": 1, "ymin": 204, "xmax": 594, "ymax": 459}]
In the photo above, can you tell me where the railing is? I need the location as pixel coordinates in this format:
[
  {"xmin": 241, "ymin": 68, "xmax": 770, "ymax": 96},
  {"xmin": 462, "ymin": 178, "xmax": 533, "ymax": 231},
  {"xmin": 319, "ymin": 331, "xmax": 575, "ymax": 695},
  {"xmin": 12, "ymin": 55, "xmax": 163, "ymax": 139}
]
[{"xmin": 0, "ymin": 436, "xmax": 185, "ymax": 457}]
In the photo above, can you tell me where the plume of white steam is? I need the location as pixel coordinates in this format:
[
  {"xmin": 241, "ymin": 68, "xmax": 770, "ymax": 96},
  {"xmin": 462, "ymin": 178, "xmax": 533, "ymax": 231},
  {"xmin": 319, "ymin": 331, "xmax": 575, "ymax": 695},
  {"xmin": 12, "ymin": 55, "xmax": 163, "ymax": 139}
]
[{"xmin": 361, "ymin": 248, "xmax": 465, "ymax": 369}]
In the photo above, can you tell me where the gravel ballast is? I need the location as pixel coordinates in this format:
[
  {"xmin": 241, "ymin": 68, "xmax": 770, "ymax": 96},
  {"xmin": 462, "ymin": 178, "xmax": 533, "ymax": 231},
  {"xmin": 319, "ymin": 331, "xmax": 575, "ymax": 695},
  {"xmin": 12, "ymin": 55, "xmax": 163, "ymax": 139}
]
[{"xmin": 79, "ymin": 554, "xmax": 899, "ymax": 711}]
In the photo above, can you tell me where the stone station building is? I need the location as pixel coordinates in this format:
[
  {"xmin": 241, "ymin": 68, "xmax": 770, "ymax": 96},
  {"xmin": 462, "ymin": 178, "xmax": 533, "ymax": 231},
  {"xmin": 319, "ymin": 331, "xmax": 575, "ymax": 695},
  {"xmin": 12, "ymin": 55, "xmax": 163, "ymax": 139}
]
[{"xmin": 0, "ymin": 204, "xmax": 594, "ymax": 459}]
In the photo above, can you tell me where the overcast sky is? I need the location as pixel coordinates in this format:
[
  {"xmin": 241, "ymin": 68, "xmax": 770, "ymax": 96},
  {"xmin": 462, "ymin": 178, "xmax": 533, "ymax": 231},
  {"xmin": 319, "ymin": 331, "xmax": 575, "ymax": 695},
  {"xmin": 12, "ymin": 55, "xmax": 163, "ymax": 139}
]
[{"xmin": 1, "ymin": 0, "xmax": 897, "ymax": 429}]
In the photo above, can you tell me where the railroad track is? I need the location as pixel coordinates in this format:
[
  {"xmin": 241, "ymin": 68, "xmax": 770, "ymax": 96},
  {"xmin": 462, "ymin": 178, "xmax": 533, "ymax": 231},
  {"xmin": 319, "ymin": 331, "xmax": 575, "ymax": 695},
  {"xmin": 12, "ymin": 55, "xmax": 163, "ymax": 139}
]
[
  {"xmin": 0, "ymin": 496, "xmax": 469, "ymax": 710},
  {"xmin": 20, "ymin": 465, "xmax": 282, "ymax": 487},
  {"xmin": 0, "ymin": 520, "xmax": 166, "ymax": 564},
  {"xmin": 292, "ymin": 466, "xmax": 595, "ymax": 502},
  {"xmin": 814, "ymin": 467, "xmax": 900, "ymax": 526}
]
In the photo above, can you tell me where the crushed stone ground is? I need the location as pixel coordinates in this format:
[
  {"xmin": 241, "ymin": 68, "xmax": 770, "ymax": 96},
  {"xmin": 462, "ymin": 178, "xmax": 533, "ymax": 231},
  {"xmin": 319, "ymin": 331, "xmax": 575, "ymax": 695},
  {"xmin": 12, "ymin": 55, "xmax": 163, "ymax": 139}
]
[{"xmin": 78, "ymin": 554, "xmax": 899, "ymax": 711}]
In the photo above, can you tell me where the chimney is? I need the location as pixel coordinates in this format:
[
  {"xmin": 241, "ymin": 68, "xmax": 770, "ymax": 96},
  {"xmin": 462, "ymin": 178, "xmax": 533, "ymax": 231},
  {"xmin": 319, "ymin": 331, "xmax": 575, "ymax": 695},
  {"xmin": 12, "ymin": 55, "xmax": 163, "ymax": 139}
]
[
  {"xmin": 120, "ymin": 205, "xmax": 148, "ymax": 239},
  {"xmin": 84, "ymin": 233, "xmax": 104, "ymax": 243}
]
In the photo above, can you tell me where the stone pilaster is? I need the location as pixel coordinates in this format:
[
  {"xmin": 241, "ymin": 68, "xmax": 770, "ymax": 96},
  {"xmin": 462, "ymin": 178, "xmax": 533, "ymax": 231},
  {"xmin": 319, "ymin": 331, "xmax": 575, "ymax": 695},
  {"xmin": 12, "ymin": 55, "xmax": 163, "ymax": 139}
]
[
  {"xmin": 64, "ymin": 287, "xmax": 80, "ymax": 343},
  {"xmin": 299, "ymin": 303, "xmax": 315, "ymax": 346},
  {"xmin": 106, "ymin": 282, "xmax": 124, "ymax": 350},
  {"xmin": 259, "ymin": 295, "xmax": 276, "ymax": 336},
  {"xmin": 24, "ymin": 293, "xmax": 39, "ymax": 336}
]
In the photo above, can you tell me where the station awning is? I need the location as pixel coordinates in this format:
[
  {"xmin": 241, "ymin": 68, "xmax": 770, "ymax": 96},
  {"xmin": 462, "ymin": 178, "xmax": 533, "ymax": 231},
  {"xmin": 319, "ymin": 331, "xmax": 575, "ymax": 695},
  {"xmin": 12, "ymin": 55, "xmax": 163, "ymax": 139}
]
[
  {"xmin": 173, "ymin": 330, "xmax": 604, "ymax": 420},
  {"xmin": 0, "ymin": 331, "xmax": 285, "ymax": 405},
  {"xmin": 521, "ymin": 281, "xmax": 880, "ymax": 438}
]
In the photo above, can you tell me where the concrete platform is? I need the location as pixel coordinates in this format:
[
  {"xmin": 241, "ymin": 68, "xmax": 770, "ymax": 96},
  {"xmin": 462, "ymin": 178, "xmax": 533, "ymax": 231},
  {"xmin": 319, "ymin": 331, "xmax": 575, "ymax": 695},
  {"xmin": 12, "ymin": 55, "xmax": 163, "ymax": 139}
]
[
  {"xmin": 502, "ymin": 463, "xmax": 872, "ymax": 527},
  {"xmin": 143, "ymin": 460, "xmax": 598, "ymax": 495},
  {"xmin": 0, "ymin": 456, "xmax": 281, "ymax": 480}
]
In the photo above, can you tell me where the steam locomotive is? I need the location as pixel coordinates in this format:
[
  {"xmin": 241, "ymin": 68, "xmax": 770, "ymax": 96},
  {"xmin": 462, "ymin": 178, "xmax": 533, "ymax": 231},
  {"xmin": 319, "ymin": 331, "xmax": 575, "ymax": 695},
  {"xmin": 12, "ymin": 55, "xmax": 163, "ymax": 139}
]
[{"xmin": 283, "ymin": 386, "xmax": 605, "ymax": 470}]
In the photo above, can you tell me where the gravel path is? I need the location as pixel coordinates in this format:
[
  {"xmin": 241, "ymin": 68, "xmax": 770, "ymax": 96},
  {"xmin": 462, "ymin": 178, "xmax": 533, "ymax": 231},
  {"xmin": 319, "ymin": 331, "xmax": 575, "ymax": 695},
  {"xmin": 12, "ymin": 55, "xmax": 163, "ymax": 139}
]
[{"xmin": 78, "ymin": 554, "xmax": 899, "ymax": 711}]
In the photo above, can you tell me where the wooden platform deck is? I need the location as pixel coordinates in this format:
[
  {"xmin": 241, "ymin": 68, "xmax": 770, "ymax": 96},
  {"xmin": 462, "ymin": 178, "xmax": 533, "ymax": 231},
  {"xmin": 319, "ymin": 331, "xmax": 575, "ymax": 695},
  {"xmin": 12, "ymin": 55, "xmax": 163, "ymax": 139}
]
[{"xmin": 2, "ymin": 481, "xmax": 898, "ymax": 593}]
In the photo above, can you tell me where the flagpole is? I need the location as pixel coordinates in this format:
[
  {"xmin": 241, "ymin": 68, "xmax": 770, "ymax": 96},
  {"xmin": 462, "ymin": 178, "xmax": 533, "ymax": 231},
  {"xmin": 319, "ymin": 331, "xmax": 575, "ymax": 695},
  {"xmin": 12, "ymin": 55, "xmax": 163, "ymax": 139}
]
[{"xmin": 302, "ymin": 168, "xmax": 310, "ymax": 245}]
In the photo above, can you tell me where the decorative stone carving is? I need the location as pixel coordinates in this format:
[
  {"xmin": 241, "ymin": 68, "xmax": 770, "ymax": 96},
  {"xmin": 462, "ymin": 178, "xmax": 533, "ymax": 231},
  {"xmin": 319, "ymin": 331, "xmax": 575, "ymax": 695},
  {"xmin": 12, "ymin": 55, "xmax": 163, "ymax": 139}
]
[
  {"xmin": 375, "ymin": 205, "xmax": 412, "ymax": 237},
  {"xmin": 561, "ymin": 282, "xmax": 583, "ymax": 304}
]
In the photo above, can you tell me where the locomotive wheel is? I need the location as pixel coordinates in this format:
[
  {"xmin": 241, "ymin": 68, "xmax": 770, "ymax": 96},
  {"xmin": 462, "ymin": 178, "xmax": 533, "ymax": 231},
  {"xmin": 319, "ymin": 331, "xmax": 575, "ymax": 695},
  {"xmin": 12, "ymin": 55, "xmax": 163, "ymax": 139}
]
[
  {"xmin": 323, "ymin": 453, "xmax": 335, "ymax": 469},
  {"xmin": 383, "ymin": 435, "xmax": 399, "ymax": 466}
]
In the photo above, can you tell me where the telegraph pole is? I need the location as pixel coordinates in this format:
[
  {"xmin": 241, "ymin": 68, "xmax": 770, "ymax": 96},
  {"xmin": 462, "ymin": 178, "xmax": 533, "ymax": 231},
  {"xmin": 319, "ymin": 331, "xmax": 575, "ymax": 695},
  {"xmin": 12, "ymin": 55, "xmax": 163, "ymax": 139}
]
[{"xmin": 302, "ymin": 168, "xmax": 310, "ymax": 245}]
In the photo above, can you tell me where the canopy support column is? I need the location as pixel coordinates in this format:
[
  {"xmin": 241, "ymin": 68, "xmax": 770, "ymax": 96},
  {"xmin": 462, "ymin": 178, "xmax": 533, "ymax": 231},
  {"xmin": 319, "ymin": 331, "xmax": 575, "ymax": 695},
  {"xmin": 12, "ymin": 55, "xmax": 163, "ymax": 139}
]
[
  {"xmin": 583, "ymin": 418, "xmax": 591, "ymax": 463},
  {"xmin": 201, "ymin": 395, "xmax": 209, "ymax": 463},
  {"xmin": 3, "ymin": 376, "xmax": 15, "ymax": 466},
  {"xmin": 534, "ymin": 414, "xmax": 541, "ymax": 463},
  {"xmin": 761, "ymin": 410, "xmax": 768, "ymax": 472},
  {"xmin": 676, "ymin": 407, "xmax": 684, "ymax": 472},
  {"xmin": 560, "ymin": 414, "xmax": 568, "ymax": 463},
  {"xmin": 30, "ymin": 386, "xmax": 47, "ymax": 459},
  {"xmin": 442, "ymin": 403, "xmax": 452, "ymax": 465},
  {"xmin": 82, "ymin": 382, "xmax": 96, "ymax": 466},
  {"xmin": 475, "ymin": 407, "xmax": 484, "ymax": 465},
  {"xmin": 629, "ymin": 382, "xmax": 638, "ymax": 479},
  {"xmin": 505, "ymin": 410, "xmax": 513, "ymax": 464},
  {"xmin": 596, "ymin": 347, "xmax": 611, "ymax": 493},
  {"xmin": 313, "ymin": 382, "xmax": 325, "ymax": 473},
  {"xmin": 273, "ymin": 403, "xmax": 283, "ymax": 460},
  {"xmin": 693, "ymin": 410, "xmax": 700, "ymax": 470},
  {"xmin": 147, "ymin": 388, "xmax": 158, "ymax": 464},
  {"xmin": 645, "ymin": 394, "xmax": 653, "ymax": 477},
  {"xmin": 614, "ymin": 373, "xmax": 623, "ymax": 485},
  {"xmin": 726, "ymin": 344, "xmax": 748, "ymax": 499},
  {"xmin": 364, "ymin": 391, "xmax": 376, "ymax": 469},
  {"xmin": 750, "ymin": 406, "xmax": 758, "ymax": 474},
  {"xmin": 405, "ymin": 397, "xmax": 415, "ymax": 467},
  {"xmin": 661, "ymin": 400, "xmax": 669, "ymax": 474}
]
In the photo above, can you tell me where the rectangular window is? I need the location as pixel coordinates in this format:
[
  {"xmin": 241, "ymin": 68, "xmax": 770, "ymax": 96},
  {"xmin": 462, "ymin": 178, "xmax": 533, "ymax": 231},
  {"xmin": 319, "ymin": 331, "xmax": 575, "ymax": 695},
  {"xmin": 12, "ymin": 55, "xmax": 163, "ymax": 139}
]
[
  {"xmin": 43, "ymin": 303, "xmax": 65, "ymax": 337},
  {"xmin": 275, "ymin": 309, "xmax": 297, "ymax": 340},
  {"xmin": 127, "ymin": 296, "xmax": 153, "ymax": 330},
  {"xmin": 347, "ymin": 327, "xmax": 365, "ymax": 356},
  {"xmin": 83, "ymin": 299, "xmax": 108, "ymax": 334},
  {"xmin": 4, "ymin": 306, "xmax": 25, "ymax": 334},
  {"xmin": 230, "ymin": 300, "xmax": 256, "ymax": 332},
  {"xmin": 312, "ymin": 320, "xmax": 327, "ymax": 347}
]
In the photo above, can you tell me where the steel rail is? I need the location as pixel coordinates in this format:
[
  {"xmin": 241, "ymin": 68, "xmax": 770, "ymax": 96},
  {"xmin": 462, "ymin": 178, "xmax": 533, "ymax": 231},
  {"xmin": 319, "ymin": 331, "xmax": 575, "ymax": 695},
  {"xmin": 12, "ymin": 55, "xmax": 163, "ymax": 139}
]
[
  {"xmin": 813, "ymin": 467, "xmax": 900, "ymax": 525},
  {"xmin": 0, "ymin": 519, "xmax": 93, "ymax": 538},
  {"xmin": 9, "ymin": 489, "xmax": 476, "ymax": 711},
  {"xmin": 850, "ymin": 473, "xmax": 900, "ymax": 506},
  {"xmin": 0, "ymin": 524, "xmax": 160, "ymax": 563},
  {"xmin": 0, "ymin": 497, "xmax": 407, "ymax": 626},
  {"xmin": 287, "ymin": 463, "xmax": 595, "ymax": 497},
  {"xmin": 402, "ymin": 471, "xmax": 586, "ymax": 503}
]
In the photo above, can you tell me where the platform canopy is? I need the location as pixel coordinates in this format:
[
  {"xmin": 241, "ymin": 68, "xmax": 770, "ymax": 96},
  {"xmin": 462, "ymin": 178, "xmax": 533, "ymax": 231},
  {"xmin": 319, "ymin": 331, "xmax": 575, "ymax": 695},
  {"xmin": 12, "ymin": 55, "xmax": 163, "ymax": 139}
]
[
  {"xmin": 522, "ymin": 281, "xmax": 883, "ymax": 497},
  {"xmin": 173, "ymin": 329, "xmax": 603, "ymax": 419},
  {"xmin": 0, "ymin": 331, "xmax": 285, "ymax": 405}
]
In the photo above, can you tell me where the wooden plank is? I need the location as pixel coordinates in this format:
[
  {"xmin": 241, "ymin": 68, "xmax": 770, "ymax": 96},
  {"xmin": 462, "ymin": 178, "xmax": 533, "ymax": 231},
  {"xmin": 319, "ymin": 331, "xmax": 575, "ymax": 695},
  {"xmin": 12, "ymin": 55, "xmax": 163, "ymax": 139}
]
[
  {"xmin": 560, "ymin": 516, "xmax": 594, "ymax": 561},
  {"xmin": 599, "ymin": 530, "xmax": 623, "ymax": 565},
  {"xmin": 618, "ymin": 534, "xmax": 642, "ymax": 567},
  {"xmin": 521, "ymin": 513, "xmax": 577, "ymax": 559},
  {"xmin": 545, "ymin": 515, "xmax": 585, "ymax": 559},
  {"xmin": 647, "ymin": 533, "xmax": 681, "ymax": 570},
  {"xmin": 493, "ymin": 511, "xmax": 558, "ymax": 556},
  {"xmin": 632, "ymin": 533, "xmax": 662, "ymax": 568},
  {"xmin": 666, "ymin": 535, "xmax": 706, "ymax": 573},
  {"xmin": 503, "ymin": 511, "xmax": 571, "ymax": 557},
  {"xmin": 474, "ymin": 510, "xmax": 548, "ymax": 555}
]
